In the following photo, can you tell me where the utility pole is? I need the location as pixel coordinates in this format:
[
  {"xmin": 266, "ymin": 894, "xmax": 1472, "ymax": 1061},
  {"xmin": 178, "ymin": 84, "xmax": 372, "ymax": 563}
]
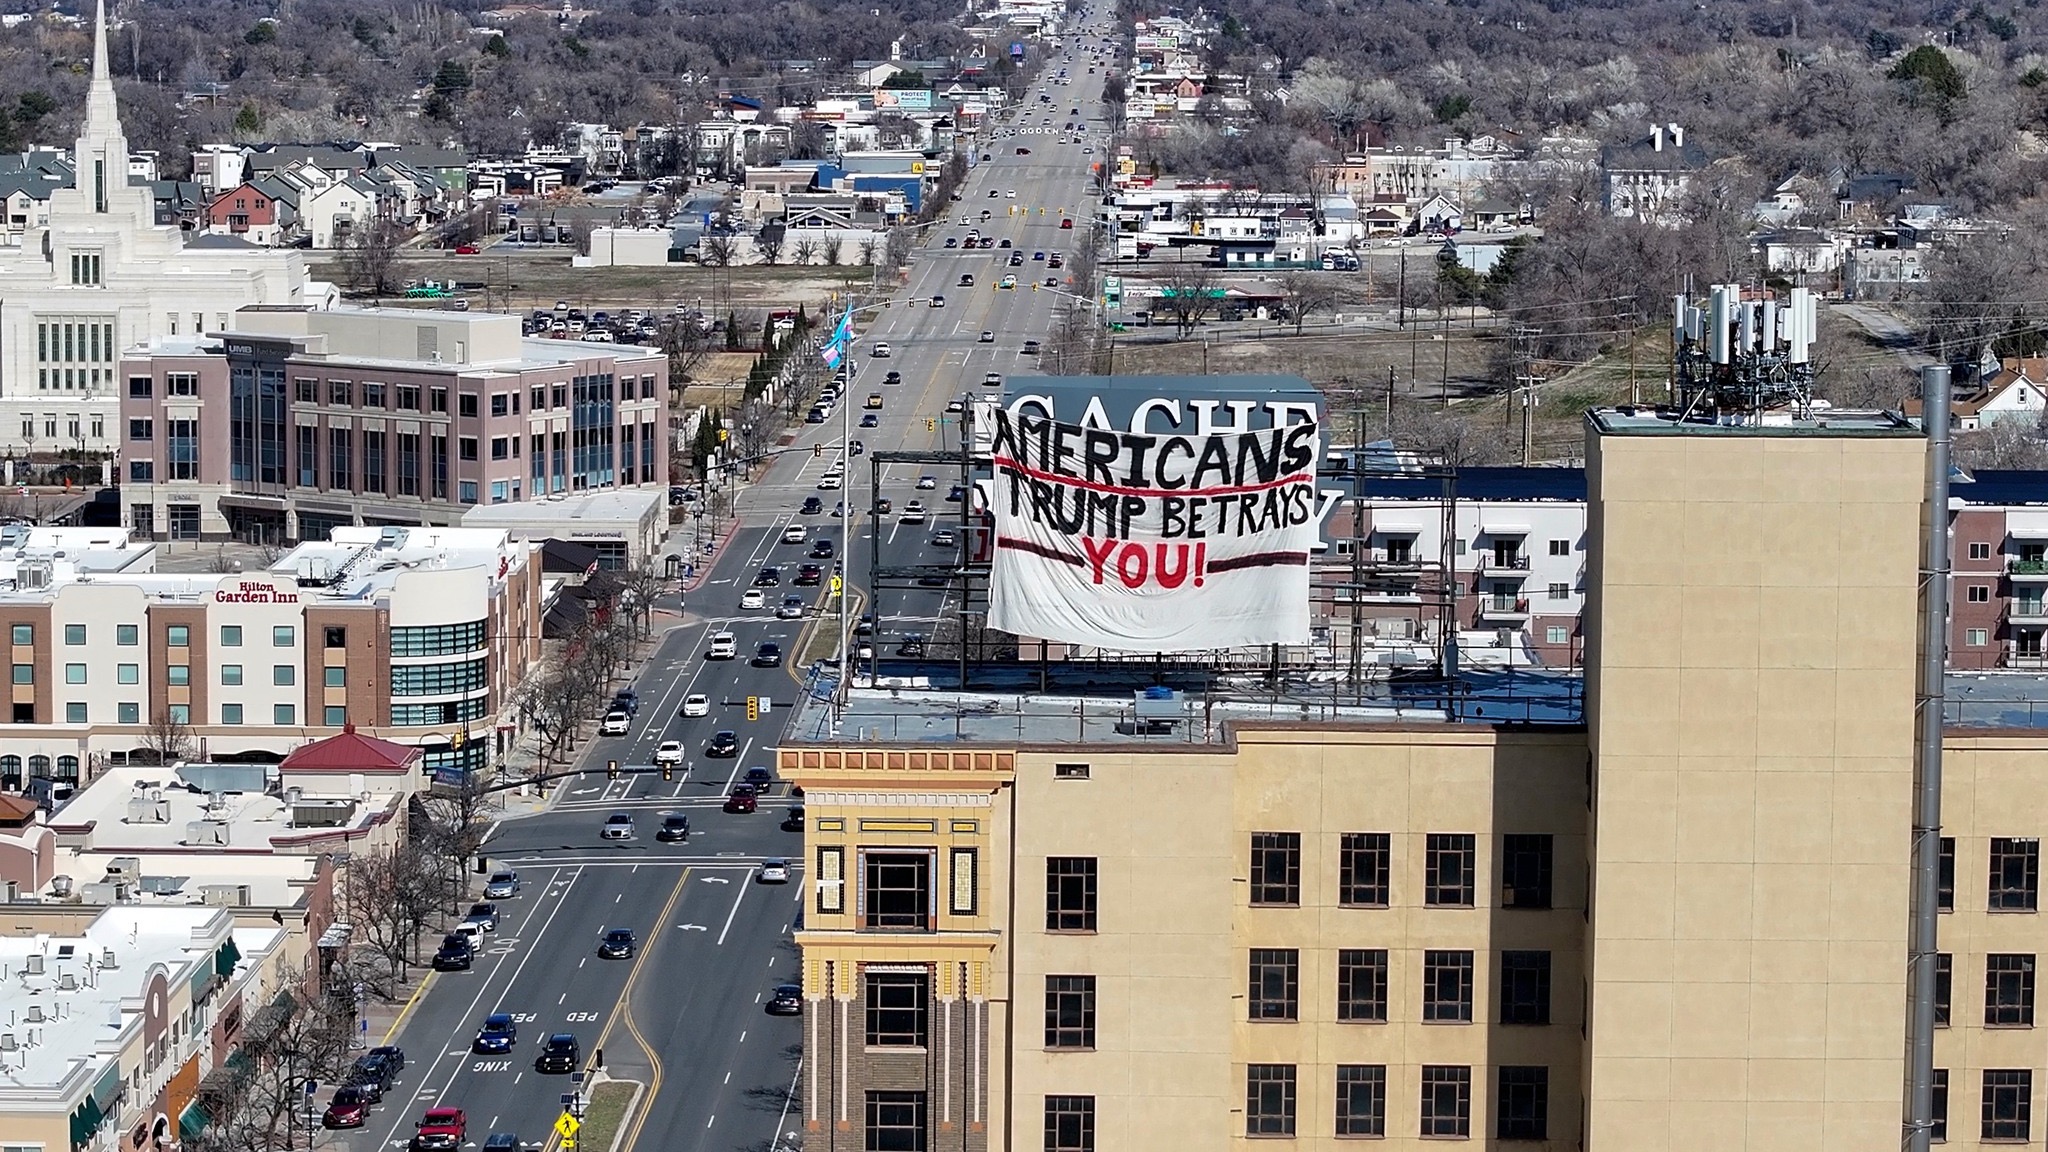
[
  {"xmin": 1396, "ymin": 249, "xmax": 1407, "ymax": 328},
  {"xmin": 1440, "ymin": 307, "xmax": 1451, "ymax": 406},
  {"xmin": 1385, "ymin": 365, "xmax": 1396, "ymax": 436}
]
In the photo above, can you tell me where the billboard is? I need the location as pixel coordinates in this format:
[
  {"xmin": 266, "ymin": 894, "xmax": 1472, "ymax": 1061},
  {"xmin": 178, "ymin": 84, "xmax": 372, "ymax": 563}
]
[{"xmin": 986, "ymin": 406, "xmax": 1322, "ymax": 652}]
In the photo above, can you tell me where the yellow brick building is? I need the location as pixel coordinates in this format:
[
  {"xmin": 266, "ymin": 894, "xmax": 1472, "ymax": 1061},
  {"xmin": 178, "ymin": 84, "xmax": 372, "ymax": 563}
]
[{"xmin": 783, "ymin": 409, "xmax": 2047, "ymax": 1150}]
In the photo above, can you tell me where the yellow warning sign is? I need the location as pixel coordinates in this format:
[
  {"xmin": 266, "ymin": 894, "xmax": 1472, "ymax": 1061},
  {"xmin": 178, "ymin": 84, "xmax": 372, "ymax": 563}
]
[
  {"xmin": 829, "ymin": 575, "xmax": 844, "ymax": 594},
  {"xmin": 555, "ymin": 1114, "xmax": 581, "ymax": 1140}
]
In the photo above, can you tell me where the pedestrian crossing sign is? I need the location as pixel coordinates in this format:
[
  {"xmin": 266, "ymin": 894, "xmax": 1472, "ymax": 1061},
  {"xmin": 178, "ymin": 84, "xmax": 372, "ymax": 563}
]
[{"xmin": 555, "ymin": 1113, "xmax": 581, "ymax": 1140}]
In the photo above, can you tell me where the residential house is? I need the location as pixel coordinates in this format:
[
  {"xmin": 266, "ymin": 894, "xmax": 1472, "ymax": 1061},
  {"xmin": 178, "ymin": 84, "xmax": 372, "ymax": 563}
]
[
  {"xmin": 190, "ymin": 144, "xmax": 245, "ymax": 196},
  {"xmin": 242, "ymin": 144, "xmax": 370, "ymax": 186},
  {"xmin": 1599, "ymin": 122, "xmax": 1708, "ymax": 225},
  {"xmin": 1902, "ymin": 357, "xmax": 2048, "ymax": 432},
  {"xmin": 296, "ymin": 172, "xmax": 385, "ymax": 248},
  {"xmin": 1758, "ymin": 229, "xmax": 1841, "ymax": 280},
  {"xmin": 202, "ymin": 181, "xmax": 291, "ymax": 245}
]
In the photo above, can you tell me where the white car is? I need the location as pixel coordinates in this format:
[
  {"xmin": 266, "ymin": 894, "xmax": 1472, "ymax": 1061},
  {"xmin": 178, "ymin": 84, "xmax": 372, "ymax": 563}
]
[
  {"xmin": 872, "ymin": 342, "xmax": 891, "ymax": 357},
  {"xmin": 782, "ymin": 525, "xmax": 807, "ymax": 544},
  {"xmin": 740, "ymin": 589, "xmax": 766, "ymax": 610},
  {"xmin": 916, "ymin": 475, "xmax": 938, "ymax": 489},
  {"xmin": 600, "ymin": 711, "xmax": 630, "ymax": 736},
  {"xmin": 776, "ymin": 596, "xmax": 806, "ymax": 620},
  {"xmin": 757, "ymin": 858, "xmax": 792, "ymax": 884},
  {"xmin": 817, "ymin": 474, "xmax": 843, "ymax": 490},
  {"xmin": 900, "ymin": 501, "xmax": 928, "ymax": 524},
  {"xmin": 681, "ymin": 694, "xmax": 710, "ymax": 717},
  {"xmin": 1006, "ymin": 190, "xmax": 1017, "ymax": 198},
  {"xmin": 653, "ymin": 740, "xmax": 684, "ymax": 765},
  {"xmin": 706, "ymin": 631, "xmax": 737, "ymax": 660}
]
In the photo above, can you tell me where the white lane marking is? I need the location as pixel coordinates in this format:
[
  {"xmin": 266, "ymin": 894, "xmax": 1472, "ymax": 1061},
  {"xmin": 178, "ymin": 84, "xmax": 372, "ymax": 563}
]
[
  {"xmin": 717, "ymin": 879, "xmax": 751, "ymax": 946},
  {"xmin": 773, "ymin": 1059, "xmax": 804, "ymax": 1146}
]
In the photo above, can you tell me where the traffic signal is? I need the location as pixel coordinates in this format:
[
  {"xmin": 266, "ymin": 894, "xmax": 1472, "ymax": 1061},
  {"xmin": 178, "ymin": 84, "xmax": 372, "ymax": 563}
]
[
  {"xmin": 661, "ymin": 764, "xmax": 674, "ymax": 782},
  {"xmin": 927, "ymin": 417, "xmax": 937, "ymax": 431},
  {"xmin": 1032, "ymin": 283, "xmax": 1039, "ymax": 292},
  {"xmin": 747, "ymin": 696, "xmax": 760, "ymax": 721},
  {"xmin": 813, "ymin": 443, "xmax": 822, "ymax": 457},
  {"xmin": 606, "ymin": 760, "xmax": 619, "ymax": 780}
]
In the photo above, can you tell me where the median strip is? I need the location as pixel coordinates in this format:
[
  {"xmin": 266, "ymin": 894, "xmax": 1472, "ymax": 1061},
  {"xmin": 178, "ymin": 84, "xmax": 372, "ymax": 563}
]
[{"xmin": 572, "ymin": 1079, "xmax": 640, "ymax": 1152}]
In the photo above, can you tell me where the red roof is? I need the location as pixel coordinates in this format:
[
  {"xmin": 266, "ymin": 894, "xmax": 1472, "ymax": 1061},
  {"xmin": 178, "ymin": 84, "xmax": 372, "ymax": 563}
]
[{"xmin": 280, "ymin": 724, "xmax": 421, "ymax": 772}]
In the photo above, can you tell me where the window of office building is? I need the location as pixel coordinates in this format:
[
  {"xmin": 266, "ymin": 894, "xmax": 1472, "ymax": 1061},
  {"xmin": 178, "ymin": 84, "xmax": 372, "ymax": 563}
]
[
  {"xmin": 1249, "ymin": 832, "xmax": 1301, "ymax": 906},
  {"xmin": 1421, "ymin": 1066, "xmax": 1472, "ymax": 1138},
  {"xmin": 1426, "ymin": 833, "xmax": 1477, "ymax": 906},
  {"xmin": 166, "ymin": 625, "xmax": 188, "ymax": 647},
  {"xmin": 329, "ymin": 426, "xmax": 352, "ymax": 489},
  {"xmin": 1501, "ymin": 834, "xmax": 1553, "ymax": 908},
  {"xmin": 364, "ymin": 430, "xmax": 387, "ymax": 494},
  {"xmin": 1496, "ymin": 1067, "xmax": 1549, "ymax": 1141},
  {"xmin": 396, "ymin": 432, "xmax": 421, "ymax": 496},
  {"xmin": 1423, "ymin": 950, "xmax": 1474, "ymax": 1023},
  {"xmin": 166, "ymin": 666, "xmax": 188, "ymax": 687},
  {"xmin": 63, "ymin": 624, "xmax": 84, "ymax": 645},
  {"xmin": 1984, "ymin": 1070, "xmax": 2032, "ymax": 1141},
  {"xmin": 1986, "ymin": 954, "xmax": 2035, "ymax": 1027},
  {"xmin": 1336, "ymin": 1066, "xmax": 1387, "ymax": 1137},
  {"xmin": 273, "ymin": 626, "xmax": 294, "ymax": 647},
  {"xmin": 167, "ymin": 419, "xmax": 198, "ymax": 480},
  {"xmin": 863, "ymin": 1091, "xmax": 926, "ymax": 1152},
  {"xmin": 117, "ymin": 664, "xmax": 137, "ymax": 685},
  {"xmin": 220, "ymin": 625, "xmax": 241, "ymax": 647},
  {"xmin": 1940, "ymin": 838, "xmax": 1955, "ymax": 911},
  {"xmin": 1337, "ymin": 949, "xmax": 1388, "ymax": 1022},
  {"xmin": 1245, "ymin": 1065, "xmax": 1296, "ymax": 1137},
  {"xmin": 1500, "ymin": 950, "xmax": 1552, "ymax": 1025},
  {"xmin": 1938, "ymin": 954, "xmax": 1952, "ymax": 1026},
  {"xmin": 274, "ymin": 704, "xmax": 295, "ymax": 725},
  {"xmin": 1043, "ymin": 1096, "xmax": 1094, "ymax": 1152},
  {"xmin": 220, "ymin": 664, "xmax": 241, "ymax": 686},
  {"xmin": 862, "ymin": 852, "xmax": 931, "ymax": 931},
  {"xmin": 1248, "ymin": 949, "xmax": 1299, "ymax": 1021},
  {"xmin": 1045, "ymin": 976, "xmax": 1095, "ymax": 1048},
  {"xmin": 1339, "ymin": 832, "xmax": 1390, "ymax": 906},
  {"xmin": 1934, "ymin": 1069, "xmax": 1949, "ymax": 1142},
  {"xmin": 1047, "ymin": 857, "xmax": 1097, "ymax": 931},
  {"xmin": 117, "ymin": 702, "xmax": 138, "ymax": 724},
  {"xmin": 221, "ymin": 704, "xmax": 242, "ymax": 725},
  {"xmin": 1991, "ymin": 838, "xmax": 2040, "ymax": 911},
  {"xmin": 863, "ymin": 970, "xmax": 928, "ymax": 1047},
  {"xmin": 64, "ymin": 702, "xmax": 85, "ymax": 723}
]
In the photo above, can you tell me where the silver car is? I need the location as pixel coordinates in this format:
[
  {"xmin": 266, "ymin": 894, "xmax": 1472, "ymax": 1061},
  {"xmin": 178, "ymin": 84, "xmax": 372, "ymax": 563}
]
[{"xmin": 483, "ymin": 871, "xmax": 520, "ymax": 899}]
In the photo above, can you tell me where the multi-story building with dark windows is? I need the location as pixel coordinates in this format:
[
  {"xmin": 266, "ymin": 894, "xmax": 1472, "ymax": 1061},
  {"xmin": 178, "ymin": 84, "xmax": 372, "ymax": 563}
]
[
  {"xmin": 117, "ymin": 306, "xmax": 667, "ymax": 543},
  {"xmin": 0, "ymin": 523, "xmax": 541, "ymax": 781},
  {"xmin": 782, "ymin": 406, "xmax": 2048, "ymax": 1152}
]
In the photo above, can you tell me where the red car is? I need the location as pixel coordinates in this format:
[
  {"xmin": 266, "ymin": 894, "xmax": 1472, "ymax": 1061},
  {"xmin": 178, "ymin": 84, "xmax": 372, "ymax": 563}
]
[
  {"xmin": 322, "ymin": 1087, "xmax": 371, "ymax": 1129},
  {"xmin": 410, "ymin": 1108, "xmax": 467, "ymax": 1152},
  {"xmin": 1059, "ymin": 218, "xmax": 1074, "ymax": 229},
  {"xmin": 454, "ymin": 244, "xmax": 479, "ymax": 254},
  {"xmin": 724, "ymin": 787, "xmax": 758, "ymax": 814}
]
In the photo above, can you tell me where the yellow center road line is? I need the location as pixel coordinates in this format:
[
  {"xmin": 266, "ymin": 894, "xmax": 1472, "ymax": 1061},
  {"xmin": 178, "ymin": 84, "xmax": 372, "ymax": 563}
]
[
  {"xmin": 538, "ymin": 867, "xmax": 692, "ymax": 1152},
  {"xmin": 380, "ymin": 970, "xmax": 437, "ymax": 1045}
]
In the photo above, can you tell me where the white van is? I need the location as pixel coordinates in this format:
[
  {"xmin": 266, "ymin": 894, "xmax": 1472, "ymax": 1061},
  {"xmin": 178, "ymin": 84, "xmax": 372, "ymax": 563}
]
[{"xmin": 707, "ymin": 630, "xmax": 738, "ymax": 660}]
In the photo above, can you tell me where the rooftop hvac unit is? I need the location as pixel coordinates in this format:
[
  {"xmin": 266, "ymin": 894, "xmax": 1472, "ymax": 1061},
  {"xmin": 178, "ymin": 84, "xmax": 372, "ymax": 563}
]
[
  {"xmin": 105, "ymin": 857, "xmax": 140, "ymax": 884},
  {"xmin": 0, "ymin": 1034, "xmax": 14, "ymax": 1051},
  {"xmin": 48, "ymin": 876, "xmax": 72, "ymax": 899},
  {"xmin": 24, "ymin": 1005, "xmax": 42, "ymax": 1023},
  {"xmin": 200, "ymin": 885, "xmax": 251, "ymax": 908},
  {"xmin": 101, "ymin": 949, "xmax": 116, "ymax": 969},
  {"xmin": 23, "ymin": 953, "xmax": 42, "ymax": 975},
  {"xmin": 56, "ymin": 974, "xmax": 76, "ymax": 991}
]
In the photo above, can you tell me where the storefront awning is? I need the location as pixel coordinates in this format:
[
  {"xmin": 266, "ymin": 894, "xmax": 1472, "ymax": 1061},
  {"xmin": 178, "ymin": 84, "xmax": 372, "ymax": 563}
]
[
  {"xmin": 178, "ymin": 1099, "xmax": 210, "ymax": 1142},
  {"xmin": 70, "ymin": 1096, "xmax": 103, "ymax": 1146},
  {"xmin": 214, "ymin": 937, "xmax": 243, "ymax": 978}
]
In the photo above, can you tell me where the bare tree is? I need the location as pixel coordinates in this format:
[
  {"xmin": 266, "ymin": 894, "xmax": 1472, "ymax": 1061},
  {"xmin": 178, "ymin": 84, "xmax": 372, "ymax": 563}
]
[
  {"xmin": 339, "ymin": 840, "xmax": 443, "ymax": 984},
  {"xmin": 1042, "ymin": 305, "xmax": 1099, "ymax": 375},
  {"xmin": 821, "ymin": 235, "xmax": 844, "ymax": 265},
  {"xmin": 1275, "ymin": 271, "xmax": 1339, "ymax": 335},
  {"xmin": 699, "ymin": 232, "xmax": 737, "ymax": 268},
  {"xmin": 757, "ymin": 225, "xmax": 786, "ymax": 265},
  {"xmin": 791, "ymin": 237, "xmax": 820, "ymax": 266},
  {"xmin": 883, "ymin": 225, "xmax": 915, "ymax": 269},
  {"xmin": 188, "ymin": 968, "xmax": 357, "ymax": 1152},
  {"xmin": 514, "ymin": 664, "xmax": 596, "ymax": 781},
  {"xmin": 338, "ymin": 219, "xmax": 408, "ymax": 295},
  {"xmin": 660, "ymin": 314, "xmax": 713, "ymax": 389},
  {"xmin": 139, "ymin": 706, "xmax": 197, "ymax": 765},
  {"xmin": 1157, "ymin": 261, "xmax": 1221, "ymax": 338},
  {"xmin": 414, "ymin": 769, "xmax": 501, "ymax": 913}
]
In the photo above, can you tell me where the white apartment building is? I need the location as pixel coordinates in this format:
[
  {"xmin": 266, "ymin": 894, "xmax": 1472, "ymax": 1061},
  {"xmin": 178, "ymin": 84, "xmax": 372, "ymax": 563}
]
[{"xmin": 0, "ymin": 524, "xmax": 542, "ymax": 781}]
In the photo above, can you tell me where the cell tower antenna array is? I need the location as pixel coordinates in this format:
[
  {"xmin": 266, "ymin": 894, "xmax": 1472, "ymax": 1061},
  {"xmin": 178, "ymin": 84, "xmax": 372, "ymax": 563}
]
[{"xmin": 1669, "ymin": 285, "xmax": 1819, "ymax": 422}]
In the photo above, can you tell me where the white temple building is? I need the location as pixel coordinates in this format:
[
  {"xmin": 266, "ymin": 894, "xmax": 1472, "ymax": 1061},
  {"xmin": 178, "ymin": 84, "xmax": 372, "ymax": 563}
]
[{"xmin": 0, "ymin": 0, "xmax": 334, "ymax": 457}]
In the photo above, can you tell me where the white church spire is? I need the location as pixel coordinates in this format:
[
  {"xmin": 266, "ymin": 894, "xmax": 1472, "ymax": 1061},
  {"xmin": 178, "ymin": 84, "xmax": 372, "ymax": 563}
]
[{"xmin": 79, "ymin": 0, "xmax": 128, "ymax": 212}]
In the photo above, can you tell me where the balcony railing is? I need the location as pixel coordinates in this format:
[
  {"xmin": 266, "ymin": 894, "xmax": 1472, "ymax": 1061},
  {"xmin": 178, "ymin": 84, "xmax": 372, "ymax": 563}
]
[
  {"xmin": 2014, "ymin": 602, "xmax": 2048, "ymax": 625},
  {"xmin": 1479, "ymin": 597, "xmax": 1531, "ymax": 619},
  {"xmin": 2011, "ymin": 558, "xmax": 2048, "ymax": 576},
  {"xmin": 1480, "ymin": 555, "xmax": 1531, "ymax": 577}
]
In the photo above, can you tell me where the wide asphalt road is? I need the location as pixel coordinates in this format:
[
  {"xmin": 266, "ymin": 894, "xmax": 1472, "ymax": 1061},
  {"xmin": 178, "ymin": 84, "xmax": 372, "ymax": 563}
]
[{"xmin": 325, "ymin": 23, "xmax": 1117, "ymax": 1152}]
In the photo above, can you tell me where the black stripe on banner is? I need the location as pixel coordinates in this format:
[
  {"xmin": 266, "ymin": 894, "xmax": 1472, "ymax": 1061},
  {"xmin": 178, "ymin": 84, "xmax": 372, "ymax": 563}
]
[
  {"xmin": 1206, "ymin": 551, "xmax": 1310, "ymax": 572},
  {"xmin": 996, "ymin": 537, "xmax": 1086, "ymax": 566}
]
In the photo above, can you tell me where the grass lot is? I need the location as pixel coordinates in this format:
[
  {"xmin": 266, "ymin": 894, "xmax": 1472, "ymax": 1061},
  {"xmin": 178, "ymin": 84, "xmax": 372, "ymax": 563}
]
[
  {"xmin": 573, "ymin": 1080, "xmax": 639, "ymax": 1152},
  {"xmin": 1107, "ymin": 316, "xmax": 1505, "ymax": 400}
]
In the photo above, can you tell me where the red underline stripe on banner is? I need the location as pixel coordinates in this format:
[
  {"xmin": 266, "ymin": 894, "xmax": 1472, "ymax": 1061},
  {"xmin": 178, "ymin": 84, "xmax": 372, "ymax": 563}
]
[
  {"xmin": 996, "ymin": 537, "xmax": 1085, "ymax": 566},
  {"xmin": 993, "ymin": 457, "xmax": 1315, "ymax": 499},
  {"xmin": 1207, "ymin": 551, "xmax": 1309, "ymax": 572},
  {"xmin": 993, "ymin": 539, "xmax": 1310, "ymax": 572}
]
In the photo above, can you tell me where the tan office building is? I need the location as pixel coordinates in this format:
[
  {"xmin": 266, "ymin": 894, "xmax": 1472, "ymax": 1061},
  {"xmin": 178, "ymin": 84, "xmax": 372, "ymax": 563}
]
[{"xmin": 783, "ymin": 409, "xmax": 2042, "ymax": 1150}]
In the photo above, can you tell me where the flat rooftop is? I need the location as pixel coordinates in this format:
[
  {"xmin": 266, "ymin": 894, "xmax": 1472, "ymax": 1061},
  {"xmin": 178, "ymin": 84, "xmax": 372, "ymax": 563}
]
[
  {"xmin": 461, "ymin": 486, "xmax": 661, "ymax": 527},
  {"xmin": 785, "ymin": 667, "xmax": 1585, "ymax": 747},
  {"xmin": 1587, "ymin": 406, "xmax": 1918, "ymax": 436},
  {"xmin": 50, "ymin": 764, "xmax": 392, "ymax": 855},
  {"xmin": 0, "ymin": 907, "xmax": 280, "ymax": 1092},
  {"xmin": 271, "ymin": 524, "xmax": 522, "ymax": 601}
]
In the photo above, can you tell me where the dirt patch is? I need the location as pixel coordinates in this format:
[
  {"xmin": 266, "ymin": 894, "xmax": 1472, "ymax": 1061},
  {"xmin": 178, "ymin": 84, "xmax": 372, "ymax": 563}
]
[{"xmin": 1107, "ymin": 318, "xmax": 1504, "ymax": 399}]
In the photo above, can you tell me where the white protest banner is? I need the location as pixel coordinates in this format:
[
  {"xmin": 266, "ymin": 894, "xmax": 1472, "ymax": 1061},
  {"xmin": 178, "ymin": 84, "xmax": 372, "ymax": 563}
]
[{"xmin": 987, "ymin": 406, "xmax": 1321, "ymax": 652}]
